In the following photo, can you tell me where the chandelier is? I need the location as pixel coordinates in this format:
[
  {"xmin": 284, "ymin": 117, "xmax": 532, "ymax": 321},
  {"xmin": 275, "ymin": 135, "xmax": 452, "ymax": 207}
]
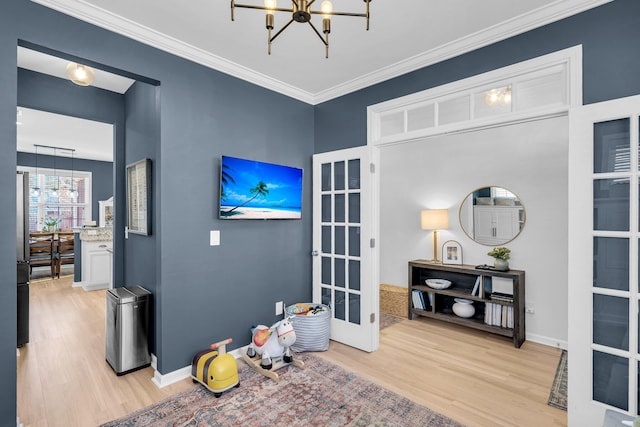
[{"xmin": 231, "ymin": 0, "xmax": 371, "ymax": 58}]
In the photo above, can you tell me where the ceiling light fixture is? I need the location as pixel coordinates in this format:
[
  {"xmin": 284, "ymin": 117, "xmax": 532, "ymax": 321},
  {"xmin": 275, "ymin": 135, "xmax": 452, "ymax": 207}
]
[
  {"xmin": 66, "ymin": 62, "xmax": 95, "ymax": 86},
  {"xmin": 231, "ymin": 0, "xmax": 371, "ymax": 58},
  {"xmin": 484, "ymin": 85, "xmax": 512, "ymax": 106}
]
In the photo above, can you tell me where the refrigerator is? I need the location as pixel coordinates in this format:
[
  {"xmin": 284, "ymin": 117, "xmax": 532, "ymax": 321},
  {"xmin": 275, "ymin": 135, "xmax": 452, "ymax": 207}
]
[{"xmin": 16, "ymin": 171, "xmax": 29, "ymax": 347}]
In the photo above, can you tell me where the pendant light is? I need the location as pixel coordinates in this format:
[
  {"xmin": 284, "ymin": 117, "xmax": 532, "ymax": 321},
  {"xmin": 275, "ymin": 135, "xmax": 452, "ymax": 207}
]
[
  {"xmin": 32, "ymin": 145, "xmax": 40, "ymax": 197},
  {"xmin": 51, "ymin": 147, "xmax": 59, "ymax": 197},
  {"xmin": 69, "ymin": 149, "xmax": 77, "ymax": 199}
]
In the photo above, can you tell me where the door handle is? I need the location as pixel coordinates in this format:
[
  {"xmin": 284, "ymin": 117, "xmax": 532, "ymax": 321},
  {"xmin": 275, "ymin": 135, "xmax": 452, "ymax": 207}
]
[{"xmin": 311, "ymin": 250, "xmax": 319, "ymax": 257}]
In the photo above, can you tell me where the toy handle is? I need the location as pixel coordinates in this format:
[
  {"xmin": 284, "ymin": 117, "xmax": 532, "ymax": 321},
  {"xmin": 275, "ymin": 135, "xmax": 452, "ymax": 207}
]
[{"xmin": 210, "ymin": 338, "xmax": 233, "ymax": 350}]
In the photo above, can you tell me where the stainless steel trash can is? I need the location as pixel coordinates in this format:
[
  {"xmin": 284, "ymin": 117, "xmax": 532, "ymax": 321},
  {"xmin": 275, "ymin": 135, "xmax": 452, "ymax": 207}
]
[{"xmin": 106, "ymin": 286, "xmax": 152, "ymax": 375}]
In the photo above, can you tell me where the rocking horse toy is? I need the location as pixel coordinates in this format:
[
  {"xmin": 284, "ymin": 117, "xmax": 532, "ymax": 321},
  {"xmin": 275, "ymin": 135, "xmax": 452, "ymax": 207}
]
[{"xmin": 242, "ymin": 316, "xmax": 304, "ymax": 381}]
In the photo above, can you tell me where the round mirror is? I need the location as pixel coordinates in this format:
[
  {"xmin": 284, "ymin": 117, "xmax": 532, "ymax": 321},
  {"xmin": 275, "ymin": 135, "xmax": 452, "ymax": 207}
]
[{"xmin": 459, "ymin": 186, "xmax": 526, "ymax": 246}]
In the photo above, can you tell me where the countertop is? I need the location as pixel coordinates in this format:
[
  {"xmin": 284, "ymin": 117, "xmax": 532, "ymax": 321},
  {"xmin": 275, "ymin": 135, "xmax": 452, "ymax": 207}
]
[{"xmin": 78, "ymin": 227, "xmax": 112, "ymax": 241}]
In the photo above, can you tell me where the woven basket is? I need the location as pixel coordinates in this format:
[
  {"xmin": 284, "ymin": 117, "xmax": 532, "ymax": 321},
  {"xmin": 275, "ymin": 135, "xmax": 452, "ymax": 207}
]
[
  {"xmin": 286, "ymin": 303, "xmax": 331, "ymax": 352},
  {"xmin": 380, "ymin": 284, "xmax": 408, "ymax": 318}
]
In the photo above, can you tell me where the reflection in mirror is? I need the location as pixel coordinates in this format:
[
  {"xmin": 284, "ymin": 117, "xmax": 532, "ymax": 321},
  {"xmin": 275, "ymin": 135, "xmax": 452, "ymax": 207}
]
[{"xmin": 459, "ymin": 187, "xmax": 525, "ymax": 246}]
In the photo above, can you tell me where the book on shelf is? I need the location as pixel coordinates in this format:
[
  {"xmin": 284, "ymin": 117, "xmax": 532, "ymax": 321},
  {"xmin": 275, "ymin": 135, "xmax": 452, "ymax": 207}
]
[
  {"xmin": 412, "ymin": 290, "xmax": 430, "ymax": 310},
  {"xmin": 484, "ymin": 303, "xmax": 514, "ymax": 328},
  {"xmin": 490, "ymin": 292, "xmax": 514, "ymax": 303},
  {"xmin": 412, "ymin": 290, "xmax": 423, "ymax": 310},
  {"xmin": 419, "ymin": 291, "xmax": 428, "ymax": 310},
  {"xmin": 471, "ymin": 276, "xmax": 481, "ymax": 296}
]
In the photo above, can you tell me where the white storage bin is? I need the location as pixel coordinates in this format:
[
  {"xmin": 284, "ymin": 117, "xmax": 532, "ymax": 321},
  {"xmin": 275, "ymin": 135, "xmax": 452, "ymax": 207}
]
[{"xmin": 286, "ymin": 303, "xmax": 331, "ymax": 352}]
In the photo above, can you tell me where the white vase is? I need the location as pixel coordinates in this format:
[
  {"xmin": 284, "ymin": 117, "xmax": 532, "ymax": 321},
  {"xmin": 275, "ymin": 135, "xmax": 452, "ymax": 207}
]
[
  {"xmin": 452, "ymin": 299, "xmax": 475, "ymax": 318},
  {"xmin": 493, "ymin": 258, "xmax": 509, "ymax": 271}
]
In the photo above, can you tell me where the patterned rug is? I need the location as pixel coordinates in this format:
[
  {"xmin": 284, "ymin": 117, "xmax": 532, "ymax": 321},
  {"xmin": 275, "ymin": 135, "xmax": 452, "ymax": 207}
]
[
  {"xmin": 102, "ymin": 353, "xmax": 463, "ymax": 427},
  {"xmin": 548, "ymin": 349, "xmax": 568, "ymax": 411}
]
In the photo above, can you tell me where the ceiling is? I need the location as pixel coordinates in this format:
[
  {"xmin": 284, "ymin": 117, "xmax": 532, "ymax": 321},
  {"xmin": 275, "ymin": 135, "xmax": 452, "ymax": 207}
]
[
  {"xmin": 31, "ymin": 0, "xmax": 611, "ymax": 104},
  {"xmin": 16, "ymin": 0, "xmax": 611, "ymax": 162}
]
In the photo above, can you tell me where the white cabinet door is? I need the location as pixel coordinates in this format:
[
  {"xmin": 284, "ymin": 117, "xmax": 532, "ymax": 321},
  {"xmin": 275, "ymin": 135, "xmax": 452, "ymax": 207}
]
[
  {"xmin": 82, "ymin": 240, "xmax": 112, "ymax": 291},
  {"xmin": 473, "ymin": 206, "xmax": 520, "ymax": 245}
]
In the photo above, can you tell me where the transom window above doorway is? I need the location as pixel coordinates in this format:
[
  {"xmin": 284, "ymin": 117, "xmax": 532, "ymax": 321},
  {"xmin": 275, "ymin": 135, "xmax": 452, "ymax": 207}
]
[{"xmin": 368, "ymin": 46, "xmax": 581, "ymax": 146}]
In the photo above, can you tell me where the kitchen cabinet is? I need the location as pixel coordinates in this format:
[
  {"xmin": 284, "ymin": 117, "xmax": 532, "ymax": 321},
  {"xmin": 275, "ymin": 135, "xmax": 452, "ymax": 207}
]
[
  {"xmin": 473, "ymin": 206, "xmax": 523, "ymax": 246},
  {"xmin": 81, "ymin": 239, "xmax": 112, "ymax": 291}
]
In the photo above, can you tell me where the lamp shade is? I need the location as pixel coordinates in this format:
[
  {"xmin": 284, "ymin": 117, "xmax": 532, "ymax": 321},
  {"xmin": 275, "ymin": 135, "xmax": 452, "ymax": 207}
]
[{"xmin": 421, "ymin": 209, "xmax": 449, "ymax": 230}]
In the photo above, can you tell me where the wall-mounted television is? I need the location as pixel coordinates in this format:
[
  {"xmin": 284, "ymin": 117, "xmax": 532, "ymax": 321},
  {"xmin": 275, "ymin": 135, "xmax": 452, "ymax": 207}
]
[{"xmin": 219, "ymin": 155, "xmax": 303, "ymax": 220}]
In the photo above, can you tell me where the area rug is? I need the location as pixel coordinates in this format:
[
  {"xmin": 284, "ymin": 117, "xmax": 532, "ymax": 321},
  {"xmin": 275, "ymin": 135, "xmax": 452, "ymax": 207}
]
[
  {"xmin": 548, "ymin": 349, "xmax": 567, "ymax": 411},
  {"xmin": 102, "ymin": 352, "xmax": 464, "ymax": 427}
]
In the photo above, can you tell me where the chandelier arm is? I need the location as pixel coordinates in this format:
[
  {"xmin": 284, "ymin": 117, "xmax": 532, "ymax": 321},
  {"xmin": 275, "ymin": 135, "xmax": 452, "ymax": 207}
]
[
  {"xmin": 309, "ymin": 11, "xmax": 367, "ymax": 18},
  {"xmin": 269, "ymin": 18, "xmax": 296, "ymax": 43},
  {"xmin": 307, "ymin": 21, "xmax": 328, "ymax": 47},
  {"xmin": 307, "ymin": 0, "xmax": 316, "ymax": 8},
  {"xmin": 233, "ymin": 4, "xmax": 294, "ymax": 13}
]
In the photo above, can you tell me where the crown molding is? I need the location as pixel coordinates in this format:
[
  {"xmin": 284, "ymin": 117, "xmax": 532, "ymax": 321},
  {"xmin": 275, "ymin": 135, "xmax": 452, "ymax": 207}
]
[
  {"xmin": 313, "ymin": 0, "xmax": 612, "ymax": 104},
  {"xmin": 31, "ymin": 0, "xmax": 611, "ymax": 105},
  {"xmin": 30, "ymin": 0, "xmax": 316, "ymax": 104}
]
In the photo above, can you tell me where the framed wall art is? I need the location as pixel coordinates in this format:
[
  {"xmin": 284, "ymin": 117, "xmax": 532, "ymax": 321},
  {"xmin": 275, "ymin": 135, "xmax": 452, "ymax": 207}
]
[
  {"xmin": 126, "ymin": 158, "xmax": 151, "ymax": 236},
  {"xmin": 442, "ymin": 240, "xmax": 462, "ymax": 265}
]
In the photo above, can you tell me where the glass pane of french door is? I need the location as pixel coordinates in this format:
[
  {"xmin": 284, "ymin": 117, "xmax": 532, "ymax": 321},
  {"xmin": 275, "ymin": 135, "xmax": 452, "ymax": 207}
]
[
  {"xmin": 591, "ymin": 116, "xmax": 635, "ymax": 412},
  {"xmin": 319, "ymin": 158, "xmax": 362, "ymax": 325}
]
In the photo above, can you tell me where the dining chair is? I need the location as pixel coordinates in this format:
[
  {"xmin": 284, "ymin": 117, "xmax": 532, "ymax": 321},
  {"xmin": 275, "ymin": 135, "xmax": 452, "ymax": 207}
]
[
  {"xmin": 29, "ymin": 232, "xmax": 55, "ymax": 278},
  {"xmin": 55, "ymin": 231, "xmax": 75, "ymax": 279}
]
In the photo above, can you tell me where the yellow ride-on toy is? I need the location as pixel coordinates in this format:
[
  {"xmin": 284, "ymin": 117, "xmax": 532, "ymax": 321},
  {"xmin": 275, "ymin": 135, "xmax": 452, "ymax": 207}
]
[{"xmin": 191, "ymin": 338, "xmax": 239, "ymax": 398}]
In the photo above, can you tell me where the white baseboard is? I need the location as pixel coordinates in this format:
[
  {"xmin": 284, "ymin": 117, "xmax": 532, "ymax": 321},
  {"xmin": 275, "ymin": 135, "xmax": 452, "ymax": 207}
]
[
  {"xmin": 526, "ymin": 332, "xmax": 567, "ymax": 350},
  {"xmin": 17, "ymin": 417, "xmax": 23, "ymax": 427},
  {"xmin": 72, "ymin": 281, "xmax": 83, "ymax": 288},
  {"xmin": 82, "ymin": 282, "xmax": 109, "ymax": 292},
  {"xmin": 151, "ymin": 345, "xmax": 248, "ymax": 389}
]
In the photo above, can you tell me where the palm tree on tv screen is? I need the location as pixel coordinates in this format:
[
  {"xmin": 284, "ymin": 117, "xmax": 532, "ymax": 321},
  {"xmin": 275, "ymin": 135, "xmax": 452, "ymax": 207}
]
[
  {"xmin": 226, "ymin": 181, "xmax": 269, "ymax": 213},
  {"xmin": 220, "ymin": 164, "xmax": 235, "ymax": 201}
]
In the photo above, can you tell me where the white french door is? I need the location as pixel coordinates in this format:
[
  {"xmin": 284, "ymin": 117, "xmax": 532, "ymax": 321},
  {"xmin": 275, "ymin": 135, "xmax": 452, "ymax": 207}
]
[
  {"xmin": 312, "ymin": 146, "xmax": 379, "ymax": 352},
  {"xmin": 569, "ymin": 94, "xmax": 640, "ymax": 425}
]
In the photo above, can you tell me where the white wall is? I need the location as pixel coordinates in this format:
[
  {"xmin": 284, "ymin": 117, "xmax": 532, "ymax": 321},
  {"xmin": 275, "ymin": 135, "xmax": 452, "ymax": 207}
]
[{"xmin": 379, "ymin": 115, "xmax": 569, "ymax": 347}]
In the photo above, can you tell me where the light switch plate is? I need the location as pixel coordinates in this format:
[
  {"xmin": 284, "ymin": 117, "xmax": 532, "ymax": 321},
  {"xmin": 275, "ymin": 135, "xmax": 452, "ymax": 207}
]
[{"xmin": 210, "ymin": 230, "xmax": 220, "ymax": 246}]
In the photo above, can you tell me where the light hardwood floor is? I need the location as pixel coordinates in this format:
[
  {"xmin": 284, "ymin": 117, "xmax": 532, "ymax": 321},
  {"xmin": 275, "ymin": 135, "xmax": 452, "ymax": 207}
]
[{"xmin": 17, "ymin": 274, "xmax": 566, "ymax": 426}]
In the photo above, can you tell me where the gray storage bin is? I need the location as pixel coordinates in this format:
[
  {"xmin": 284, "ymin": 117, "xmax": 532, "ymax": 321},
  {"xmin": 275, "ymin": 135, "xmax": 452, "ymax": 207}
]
[{"xmin": 286, "ymin": 303, "xmax": 331, "ymax": 352}]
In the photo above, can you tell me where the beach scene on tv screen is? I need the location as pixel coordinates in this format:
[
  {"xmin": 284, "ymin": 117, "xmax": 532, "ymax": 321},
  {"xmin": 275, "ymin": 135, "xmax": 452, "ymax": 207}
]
[{"xmin": 219, "ymin": 156, "xmax": 303, "ymax": 219}]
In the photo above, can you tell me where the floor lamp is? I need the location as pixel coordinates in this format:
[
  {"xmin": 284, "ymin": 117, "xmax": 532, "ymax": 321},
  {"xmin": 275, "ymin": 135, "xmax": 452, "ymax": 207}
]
[{"xmin": 421, "ymin": 209, "xmax": 449, "ymax": 263}]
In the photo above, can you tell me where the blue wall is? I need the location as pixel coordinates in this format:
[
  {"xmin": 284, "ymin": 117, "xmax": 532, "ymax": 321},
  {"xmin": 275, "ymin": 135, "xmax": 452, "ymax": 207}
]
[
  {"xmin": 314, "ymin": 0, "xmax": 640, "ymax": 153},
  {"xmin": 123, "ymin": 81, "xmax": 160, "ymax": 352},
  {"xmin": 2, "ymin": 1, "xmax": 313, "ymax": 424}
]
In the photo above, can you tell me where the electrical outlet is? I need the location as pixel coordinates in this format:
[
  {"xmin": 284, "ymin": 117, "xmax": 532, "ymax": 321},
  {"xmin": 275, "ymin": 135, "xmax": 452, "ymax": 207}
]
[
  {"xmin": 525, "ymin": 305, "xmax": 535, "ymax": 314},
  {"xmin": 275, "ymin": 301, "xmax": 283, "ymax": 316}
]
